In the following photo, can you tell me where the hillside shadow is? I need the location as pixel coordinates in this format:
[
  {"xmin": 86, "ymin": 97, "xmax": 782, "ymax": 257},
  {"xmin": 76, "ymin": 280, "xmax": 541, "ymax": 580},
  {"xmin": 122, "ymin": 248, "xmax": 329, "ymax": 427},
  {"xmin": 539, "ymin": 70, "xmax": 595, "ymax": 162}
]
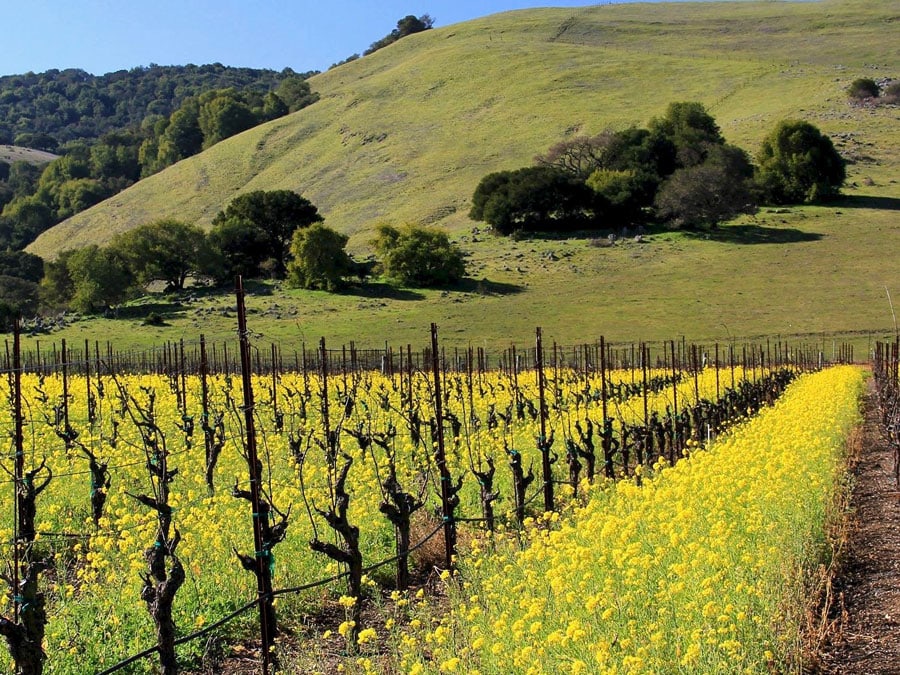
[
  {"xmin": 687, "ymin": 224, "xmax": 823, "ymax": 245},
  {"xmin": 831, "ymin": 195, "xmax": 900, "ymax": 211}
]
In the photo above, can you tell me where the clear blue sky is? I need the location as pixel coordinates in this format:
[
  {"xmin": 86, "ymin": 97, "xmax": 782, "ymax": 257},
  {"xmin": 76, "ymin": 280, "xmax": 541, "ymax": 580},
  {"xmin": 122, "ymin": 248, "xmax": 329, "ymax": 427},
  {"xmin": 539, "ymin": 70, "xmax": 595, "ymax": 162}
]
[{"xmin": 2, "ymin": 0, "xmax": 664, "ymax": 77}]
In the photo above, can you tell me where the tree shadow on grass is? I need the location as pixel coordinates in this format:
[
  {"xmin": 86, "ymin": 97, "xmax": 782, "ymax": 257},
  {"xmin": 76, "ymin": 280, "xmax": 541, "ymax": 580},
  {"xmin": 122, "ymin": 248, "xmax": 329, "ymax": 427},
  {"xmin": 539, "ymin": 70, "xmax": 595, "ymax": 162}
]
[
  {"xmin": 830, "ymin": 195, "xmax": 900, "ymax": 211},
  {"xmin": 111, "ymin": 302, "xmax": 187, "ymax": 321},
  {"xmin": 238, "ymin": 279, "xmax": 275, "ymax": 296},
  {"xmin": 339, "ymin": 277, "xmax": 524, "ymax": 300},
  {"xmin": 339, "ymin": 282, "xmax": 426, "ymax": 301},
  {"xmin": 686, "ymin": 224, "xmax": 823, "ymax": 245},
  {"xmin": 455, "ymin": 277, "xmax": 525, "ymax": 296}
]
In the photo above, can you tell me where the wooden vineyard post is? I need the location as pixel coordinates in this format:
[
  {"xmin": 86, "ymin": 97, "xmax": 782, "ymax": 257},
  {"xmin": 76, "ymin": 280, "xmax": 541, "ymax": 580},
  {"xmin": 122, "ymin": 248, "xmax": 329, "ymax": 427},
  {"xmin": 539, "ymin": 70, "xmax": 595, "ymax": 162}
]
[
  {"xmin": 670, "ymin": 340, "xmax": 679, "ymax": 462},
  {"xmin": 320, "ymin": 338, "xmax": 333, "ymax": 464},
  {"xmin": 199, "ymin": 335, "xmax": 224, "ymax": 494},
  {"xmin": 638, "ymin": 343, "xmax": 649, "ymax": 467},
  {"xmin": 715, "ymin": 343, "xmax": 720, "ymax": 401},
  {"xmin": 730, "ymin": 344, "xmax": 736, "ymax": 391},
  {"xmin": 179, "ymin": 339, "xmax": 187, "ymax": 414},
  {"xmin": 60, "ymin": 338, "xmax": 73, "ymax": 449},
  {"xmin": 511, "ymin": 345, "xmax": 520, "ymax": 419},
  {"xmin": 691, "ymin": 344, "xmax": 700, "ymax": 404},
  {"xmin": 430, "ymin": 324, "xmax": 459, "ymax": 570},
  {"xmin": 641, "ymin": 344, "xmax": 649, "ymax": 428},
  {"xmin": 271, "ymin": 343, "xmax": 282, "ymax": 431},
  {"xmin": 84, "ymin": 339, "xmax": 95, "ymax": 425},
  {"xmin": 1, "ymin": 319, "xmax": 52, "ymax": 674},
  {"xmin": 535, "ymin": 328, "xmax": 555, "ymax": 512},
  {"xmin": 234, "ymin": 277, "xmax": 277, "ymax": 673},
  {"xmin": 467, "ymin": 346, "xmax": 475, "ymax": 427},
  {"xmin": 600, "ymin": 336, "xmax": 616, "ymax": 479}
]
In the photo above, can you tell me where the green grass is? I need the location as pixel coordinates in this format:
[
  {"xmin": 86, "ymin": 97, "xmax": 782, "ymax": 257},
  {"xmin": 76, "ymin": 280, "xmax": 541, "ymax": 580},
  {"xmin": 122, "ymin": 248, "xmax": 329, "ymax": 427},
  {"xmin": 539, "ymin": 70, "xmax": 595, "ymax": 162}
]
[{"xmin": 21, "ymin": 0, "xmax": 900, "ymax": 353}]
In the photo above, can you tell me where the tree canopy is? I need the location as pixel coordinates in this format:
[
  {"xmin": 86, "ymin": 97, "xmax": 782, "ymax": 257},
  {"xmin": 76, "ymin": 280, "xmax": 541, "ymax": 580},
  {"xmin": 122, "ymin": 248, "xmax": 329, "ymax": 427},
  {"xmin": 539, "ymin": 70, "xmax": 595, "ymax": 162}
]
[
  {"xmin": 470, "ymin": 166, "xmax": 595, "ymax": 235},
  {"xmin": 472, "ymin": 102, "xmax": 845, "ymax": 234},
  {"xmin": 46, "ymin": 245, "xmax": 133, "ymax": 313},
  {"xmin": 287, "ymin": 223, "xmax": 352, "ymax": 291},
  {"xmin": 212, "ymin": 190, "xmax": 323, "ymax": 278},
  {"xmin": 649, "ymin": 101, "xmax": 723, "ymax": 168},
  {"xmin": 207, "ymin": 216, "xmax": 270, "ymax": 281},
  {"xmin": 110, "ymin": 218, "xmax": 211, "ymax": 291},
  {"xmin": 0, "ymin": 275, "xmax": 40, "ymax": 329},
  {"xmin": 655, "ymin": 144, "xmax": 756, "ymax": 229},
  {"xmin": 0, "ymin": 65, "xmax": 315, "ymax": 147},
  {"xmin": 756, "ymin": 120, "xmax": 846, "ymax": 204},
  {"xmin": 373, "ymin": 224, "xmax": 465, "ymax": 287}
]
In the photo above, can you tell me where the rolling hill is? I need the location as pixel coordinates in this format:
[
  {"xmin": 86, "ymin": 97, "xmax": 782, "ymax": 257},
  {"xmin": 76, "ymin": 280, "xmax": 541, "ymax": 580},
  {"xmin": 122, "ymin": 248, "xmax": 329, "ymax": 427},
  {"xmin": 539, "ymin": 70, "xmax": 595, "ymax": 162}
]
[{"xmin": 23, "ymin": 0, "xmax": 900, "ymax": 351}]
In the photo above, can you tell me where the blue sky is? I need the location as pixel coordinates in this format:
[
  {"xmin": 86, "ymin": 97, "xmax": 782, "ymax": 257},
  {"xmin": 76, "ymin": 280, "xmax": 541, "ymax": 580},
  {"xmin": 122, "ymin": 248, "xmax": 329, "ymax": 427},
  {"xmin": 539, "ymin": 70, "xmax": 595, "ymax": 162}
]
[{"xmin": 2, "ymin": 0, "xmax": 660, "ymax": 77}]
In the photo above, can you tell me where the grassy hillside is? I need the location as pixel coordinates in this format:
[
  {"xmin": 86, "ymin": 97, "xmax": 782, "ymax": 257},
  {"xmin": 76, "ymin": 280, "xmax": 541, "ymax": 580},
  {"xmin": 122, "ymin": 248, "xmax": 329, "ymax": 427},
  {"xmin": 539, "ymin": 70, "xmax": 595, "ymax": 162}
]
[
  {"xmin": 0, "ymin": 145, "xmax": 58, "ymax": 165},
  {"xmin": 23, "ymin": 0, "xmax": 900, "ymax": 352}
]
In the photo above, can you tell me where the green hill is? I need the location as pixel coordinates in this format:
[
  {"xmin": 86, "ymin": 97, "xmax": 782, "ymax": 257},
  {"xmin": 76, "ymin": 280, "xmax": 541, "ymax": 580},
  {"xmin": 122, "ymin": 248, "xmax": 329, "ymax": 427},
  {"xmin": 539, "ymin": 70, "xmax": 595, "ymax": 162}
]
[{"xmin": 23, "ymin": 0, "xmax": 900, "ymax": 351}]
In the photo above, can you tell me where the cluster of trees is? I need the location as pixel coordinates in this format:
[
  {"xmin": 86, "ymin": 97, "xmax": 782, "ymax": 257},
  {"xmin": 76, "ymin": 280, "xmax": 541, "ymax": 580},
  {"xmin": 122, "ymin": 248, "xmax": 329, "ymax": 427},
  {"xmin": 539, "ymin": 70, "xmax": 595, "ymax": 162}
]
[
  {"xmin": 330, "ymin": 14, "xmax": 434, "ymax": 69},
  {"xmin": 287, "ymin": 222, "xmax": 465, "ymax": 291},
  {"xmin": 0, "ymin": 249, "xmax": 43, "ymax": 328},
  {"xmin": 137, "ymin": 79, "xmax": 317, "ymax": 175},
  {"xmin": 365, "ymin": 15, "xmax": 434, "ymax": 55},
  {"xmin": 37, "ymin": 190, "xmax": 325, "ymax": 314},
  {"xmin": 846, "ymin": 77, "xmax": 900, "ymax": 105},
  {"xmin": 0, "ymin": 75, "xmax": 318, "ymax": 251},
  {"xmin": 6, "ymin": 190, "xmax": 465, "ymax": 322},
  {"xmin": 470, "ymin": 102, "xmax": 846, "ymax": 234}
]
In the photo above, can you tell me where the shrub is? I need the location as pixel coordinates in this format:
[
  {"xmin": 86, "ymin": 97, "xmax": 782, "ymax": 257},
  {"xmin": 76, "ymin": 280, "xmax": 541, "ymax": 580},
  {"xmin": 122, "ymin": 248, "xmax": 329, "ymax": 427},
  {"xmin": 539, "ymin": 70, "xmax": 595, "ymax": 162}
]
[
  {"xmin": 286, "ymin": 223, "xmax": 352, "ymax": 291},
  {"xmin": 142, "ymin": 312, "xmax": 167, "ymax": 326},
  {"xmin": 882, "ymin": 81, "xmax": 900, "ymax": 104},
  {"xmin": 373, "ymin": 224, "xmax": 465, "ymax": 287},
  {"xmin": 756, "ymin": 120, "xmax": 845, "ymax": 204},
  {"xmin": 846, "ymin": 77, "xmax": 880, "ymax": 101}
]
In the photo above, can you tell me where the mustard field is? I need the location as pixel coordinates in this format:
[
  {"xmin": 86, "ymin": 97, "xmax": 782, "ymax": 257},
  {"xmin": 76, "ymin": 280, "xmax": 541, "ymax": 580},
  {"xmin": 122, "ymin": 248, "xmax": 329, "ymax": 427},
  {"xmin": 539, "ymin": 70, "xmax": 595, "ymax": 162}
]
[
  {"xmin": 0, "ymin": 361, "xmax": 863, "ymax": 673},
  {"xmin": 388, "ymin": 366, "xmax": 864, "ymax": 675}
]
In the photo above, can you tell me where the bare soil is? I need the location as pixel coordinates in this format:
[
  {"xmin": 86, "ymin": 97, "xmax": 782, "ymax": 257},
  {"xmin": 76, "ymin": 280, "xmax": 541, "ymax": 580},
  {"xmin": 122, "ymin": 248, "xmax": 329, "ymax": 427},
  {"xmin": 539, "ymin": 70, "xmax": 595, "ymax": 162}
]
[{"xmin": 816, "ymin": 385, "xmax": 900, "ymax": 674}]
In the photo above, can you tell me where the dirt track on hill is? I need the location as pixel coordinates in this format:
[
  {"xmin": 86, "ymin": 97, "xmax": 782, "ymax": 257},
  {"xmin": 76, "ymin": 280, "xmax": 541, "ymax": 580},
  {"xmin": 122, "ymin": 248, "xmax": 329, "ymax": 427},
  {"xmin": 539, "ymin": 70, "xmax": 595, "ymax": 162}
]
[{"xmin": 816, "ymin": 383, "xmax": 900, "ymax": 674}]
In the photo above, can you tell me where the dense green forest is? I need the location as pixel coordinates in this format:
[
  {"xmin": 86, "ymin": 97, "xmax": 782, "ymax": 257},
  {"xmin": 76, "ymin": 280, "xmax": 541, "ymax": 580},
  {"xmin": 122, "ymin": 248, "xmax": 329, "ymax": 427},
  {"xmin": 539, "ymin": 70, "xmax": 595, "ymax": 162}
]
[
  {"xmin": 0, "ymin": 65, "xmax": 319, "ymax": 251},
  {"xmin": 0, "ymin": 63, "xmax": 316, "ymax": 147}
]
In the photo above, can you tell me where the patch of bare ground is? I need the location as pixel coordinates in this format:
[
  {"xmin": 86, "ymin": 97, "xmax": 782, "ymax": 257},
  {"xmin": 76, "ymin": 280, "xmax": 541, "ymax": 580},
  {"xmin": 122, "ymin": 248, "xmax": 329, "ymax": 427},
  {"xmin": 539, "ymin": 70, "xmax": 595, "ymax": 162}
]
[{"xmin": 812, "ymin": 381, "xmax": 900, "ymax": 674}]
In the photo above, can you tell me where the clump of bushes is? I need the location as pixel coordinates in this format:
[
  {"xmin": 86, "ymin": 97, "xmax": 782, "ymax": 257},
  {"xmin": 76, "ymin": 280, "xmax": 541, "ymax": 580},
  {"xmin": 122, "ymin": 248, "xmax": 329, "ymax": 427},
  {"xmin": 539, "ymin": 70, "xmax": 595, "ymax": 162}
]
[
  {"xmin": 470, "ymin": 101, "xmax": 846, "ymax": 235},
  {"xmin": 847, "ymin": 77, "xmax": 880, "ymax": 101},
  {"xmin": 846, "ymin": 77, "xmax": 899, "ymax": 105}
]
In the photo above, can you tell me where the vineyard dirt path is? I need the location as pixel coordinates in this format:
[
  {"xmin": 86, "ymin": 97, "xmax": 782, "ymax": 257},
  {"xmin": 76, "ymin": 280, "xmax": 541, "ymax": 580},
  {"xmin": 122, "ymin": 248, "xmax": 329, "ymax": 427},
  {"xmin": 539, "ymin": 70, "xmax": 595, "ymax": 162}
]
[{"xmin": 818, "ymin": 382, "xmax": 900, "ymax": 674}]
